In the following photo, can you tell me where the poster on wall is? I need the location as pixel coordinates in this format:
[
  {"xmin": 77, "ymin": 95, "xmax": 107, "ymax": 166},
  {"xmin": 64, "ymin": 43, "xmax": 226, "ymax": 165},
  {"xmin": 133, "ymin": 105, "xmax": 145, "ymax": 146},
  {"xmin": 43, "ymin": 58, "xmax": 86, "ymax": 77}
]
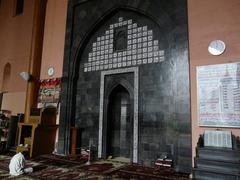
[
  {"xmin": 38, "ymin": 78, "xmax": 61, "ymax": 108},
  {"xmin": 197, "ymin": 62, "xmax": 240, "ymax": 127}
]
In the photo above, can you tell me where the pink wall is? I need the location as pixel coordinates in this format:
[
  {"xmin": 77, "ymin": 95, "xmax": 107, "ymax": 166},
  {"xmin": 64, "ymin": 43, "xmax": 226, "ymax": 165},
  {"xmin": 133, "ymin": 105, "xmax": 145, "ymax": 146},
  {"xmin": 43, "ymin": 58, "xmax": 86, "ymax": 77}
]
[
  {"xmin": 38, "ymin": 0, "xmax": 68, "ymax": 148},
  {"xmin": 188, "ymin": 0, "xmax": 240, "ymax": 163},
  {"xmin": 0, "ymin": 0, "xmax": 35, "ymax": 114},
  {"xmin": 0, "ymin": 0, "xmax": 35, "ymax": 92},
  {"xmin": 40, "ymin": 0, "xmax": 68, "ymax": 79}
]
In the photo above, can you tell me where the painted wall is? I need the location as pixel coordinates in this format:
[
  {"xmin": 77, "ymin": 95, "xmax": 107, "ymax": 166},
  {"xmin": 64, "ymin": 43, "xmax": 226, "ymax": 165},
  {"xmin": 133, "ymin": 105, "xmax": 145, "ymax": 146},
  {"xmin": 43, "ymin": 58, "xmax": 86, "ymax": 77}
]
[
  {"xmin": 0, "ymin": 0, "xmax": 35, "ymax": 114},
  {"xmin": 39, "ymin": 0, "xmax": 68, "ymax": 151},
  {"xmin": 1, "ymin": 92, "xmax": 26, "ymax": 114},
  {"xmin": 40, "ymin": 0, "xmax": 68, "ymax": 79},
  {"xmin": 188, "ymin": 0, "xmax": 240, "ymax": 162},
  {"xmin": 0, "ymin": 0, "xmax": 68, "ymax": 114}
]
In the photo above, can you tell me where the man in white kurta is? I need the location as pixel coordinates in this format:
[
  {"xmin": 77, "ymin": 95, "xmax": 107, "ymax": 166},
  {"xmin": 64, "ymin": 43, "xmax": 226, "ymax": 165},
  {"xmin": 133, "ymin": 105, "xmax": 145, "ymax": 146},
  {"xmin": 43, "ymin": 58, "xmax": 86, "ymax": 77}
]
[{"xmin": 9, "ymin": 151, "xmax": 32, "ymax": 176}]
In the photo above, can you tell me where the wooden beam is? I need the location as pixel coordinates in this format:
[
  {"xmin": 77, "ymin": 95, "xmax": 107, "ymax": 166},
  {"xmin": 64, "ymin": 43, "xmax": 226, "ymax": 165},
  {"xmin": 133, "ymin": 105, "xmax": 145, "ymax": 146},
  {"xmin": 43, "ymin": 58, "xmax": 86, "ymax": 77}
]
[{"xmin": 24, "ymin": 0, "xmax": 47, "ymax": 123}]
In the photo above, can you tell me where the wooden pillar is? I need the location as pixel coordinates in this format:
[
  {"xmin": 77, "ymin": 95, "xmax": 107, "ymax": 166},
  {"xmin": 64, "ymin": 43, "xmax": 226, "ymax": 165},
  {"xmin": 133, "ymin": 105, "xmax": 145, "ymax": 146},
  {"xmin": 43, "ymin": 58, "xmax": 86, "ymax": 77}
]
[
  {"xmin": 70, "ymin": 127, "xmax": 78, "ymax": 155},
  {"xmin": 0, "ymin": 92, "xmax": 3, "ymax": 110},
  {"xmin": 24, "ymin": 0, "xmax": 47, "ymax": 123}
]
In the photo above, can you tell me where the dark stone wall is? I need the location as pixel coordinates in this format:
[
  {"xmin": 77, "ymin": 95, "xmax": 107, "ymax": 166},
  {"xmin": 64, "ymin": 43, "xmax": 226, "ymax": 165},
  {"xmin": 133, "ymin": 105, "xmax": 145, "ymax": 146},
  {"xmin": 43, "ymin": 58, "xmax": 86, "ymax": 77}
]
[{"xmin": 59, "ymin": 0, "xmax": 191, "ymax": 173}]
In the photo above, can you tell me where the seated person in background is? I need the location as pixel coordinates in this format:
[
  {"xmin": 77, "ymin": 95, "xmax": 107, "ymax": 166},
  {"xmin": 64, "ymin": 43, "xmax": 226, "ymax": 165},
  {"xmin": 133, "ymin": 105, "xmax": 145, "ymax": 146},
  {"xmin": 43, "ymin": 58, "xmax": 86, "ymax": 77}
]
[{"xmin": 9, "ymin": 151, "xmax": 33, "ymax": 176}]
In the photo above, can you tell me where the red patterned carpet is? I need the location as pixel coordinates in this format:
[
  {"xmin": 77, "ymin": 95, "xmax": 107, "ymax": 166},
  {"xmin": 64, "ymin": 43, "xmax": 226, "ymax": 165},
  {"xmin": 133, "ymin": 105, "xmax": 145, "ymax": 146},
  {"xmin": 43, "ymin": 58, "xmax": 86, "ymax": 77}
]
[
  {"xmin": 31, "ymin": 154, "xmax": 88, "ymax": 167},
  {"xmin": 0, "ymin": 156, "xmax": 11, "ymax": 171},
  {"xmin": 109, "ymin": 164, "xmax": 189, "ymax": 179},
  {"xmin": 78, "ymin": 163, "xmax": 114, "ymax": 173},
  {"xmin": 0, "ymin": 154, "xmax": 190, "ymax": 179}
]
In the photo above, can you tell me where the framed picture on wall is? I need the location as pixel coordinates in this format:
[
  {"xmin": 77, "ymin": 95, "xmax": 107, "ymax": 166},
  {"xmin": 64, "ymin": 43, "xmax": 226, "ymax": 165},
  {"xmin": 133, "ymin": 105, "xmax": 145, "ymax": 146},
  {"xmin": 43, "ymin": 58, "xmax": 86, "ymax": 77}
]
[
  {"xmin": 38, "ymin": 78, "xmax": 61, "ymax": 108},
  {"xmin": 197, "ymin": 62, "xmax": 240, "ymax": 127}
]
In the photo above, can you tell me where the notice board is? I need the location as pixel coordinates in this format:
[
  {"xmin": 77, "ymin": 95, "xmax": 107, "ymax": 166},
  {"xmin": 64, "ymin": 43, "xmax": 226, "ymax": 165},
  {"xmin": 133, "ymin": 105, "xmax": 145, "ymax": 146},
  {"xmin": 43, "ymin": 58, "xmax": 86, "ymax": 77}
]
[{"xmin": 197, "ymin": 62, "xmax": 240, "ymax": 127}]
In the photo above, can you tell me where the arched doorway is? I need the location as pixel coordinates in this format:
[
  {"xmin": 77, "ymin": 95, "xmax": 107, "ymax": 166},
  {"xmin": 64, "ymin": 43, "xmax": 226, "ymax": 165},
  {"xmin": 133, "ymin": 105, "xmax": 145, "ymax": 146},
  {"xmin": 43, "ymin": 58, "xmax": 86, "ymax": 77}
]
[{"xmin": 106, "ymin": 84, "xmax": 132, "ymax": 160}]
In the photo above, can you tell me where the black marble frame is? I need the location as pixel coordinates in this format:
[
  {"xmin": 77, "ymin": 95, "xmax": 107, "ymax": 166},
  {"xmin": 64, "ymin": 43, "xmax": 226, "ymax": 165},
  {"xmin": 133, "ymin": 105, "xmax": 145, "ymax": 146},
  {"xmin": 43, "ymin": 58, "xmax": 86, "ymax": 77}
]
[
  {"xmin": 99, "ymin": 67, "xmax": 139, "ymax": 162},
  {"xmin": 58, "ymin": 0, "xmax": 177, "ymax": 156},
  {"xmin": 59, "ymin": 0, "xmax": 191, "ymax": 173},
  {"xmin": 102, "ymin": 72, "xmax": 134, "ymax": 160}
]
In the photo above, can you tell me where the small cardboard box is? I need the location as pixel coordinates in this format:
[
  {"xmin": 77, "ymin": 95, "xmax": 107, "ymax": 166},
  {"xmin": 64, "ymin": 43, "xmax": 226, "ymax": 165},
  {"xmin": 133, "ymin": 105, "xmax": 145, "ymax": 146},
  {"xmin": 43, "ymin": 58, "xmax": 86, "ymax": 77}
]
[{"xmin": 24, "ymin": 137, "xmax": 31, "ymax": 146}]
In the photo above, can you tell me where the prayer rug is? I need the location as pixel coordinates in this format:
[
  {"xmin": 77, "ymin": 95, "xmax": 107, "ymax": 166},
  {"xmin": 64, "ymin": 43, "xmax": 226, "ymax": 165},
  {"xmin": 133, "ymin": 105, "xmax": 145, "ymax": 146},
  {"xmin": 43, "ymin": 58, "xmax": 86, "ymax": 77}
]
[
  {"xmin": 29, "ymin": 167, "xmax": 92, "ymax": 179},
  {"xmin": 0, "ymin": 169, "xmax": 36, "ymax": 180},
  {"xmin": 0, "ymin": 155, "xmax": 42, "ymax": 171},
  {"xmin": 77, "ymin": 159, "xmax": 127, "ymax": 174},
  {"xmin": 0, "ymin": 155, "xmax": 190, "ymax": 179},
  {"xmin": 78, "ymin": 163, "xmax": 114, "ymax": 173},
  {"xmin": 109, "ymin": 164, "xmax": 190, "ymax": 180},
  {"xmin": 31, "ymin": 154, "xmax": 88, "ymax": 166},
  {"xmin": 0, "ymin": 155, "xmax": 11, "ymax": 171}
]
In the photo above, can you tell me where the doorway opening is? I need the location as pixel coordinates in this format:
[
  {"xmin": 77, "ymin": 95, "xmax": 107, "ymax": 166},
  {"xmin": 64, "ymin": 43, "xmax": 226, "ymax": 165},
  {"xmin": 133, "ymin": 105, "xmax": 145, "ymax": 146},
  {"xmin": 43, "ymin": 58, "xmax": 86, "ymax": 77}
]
[{"xmin": 106, "ymin": 84, "xmax": 132, "ymax": 161}]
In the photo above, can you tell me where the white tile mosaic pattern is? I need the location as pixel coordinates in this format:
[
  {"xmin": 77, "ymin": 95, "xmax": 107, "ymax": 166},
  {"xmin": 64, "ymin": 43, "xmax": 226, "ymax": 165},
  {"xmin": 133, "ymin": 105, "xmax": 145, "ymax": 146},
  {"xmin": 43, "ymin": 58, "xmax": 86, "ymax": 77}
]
[{"xmin": 84, "ymin": 17, "xmax": 165, "ymax": 72}]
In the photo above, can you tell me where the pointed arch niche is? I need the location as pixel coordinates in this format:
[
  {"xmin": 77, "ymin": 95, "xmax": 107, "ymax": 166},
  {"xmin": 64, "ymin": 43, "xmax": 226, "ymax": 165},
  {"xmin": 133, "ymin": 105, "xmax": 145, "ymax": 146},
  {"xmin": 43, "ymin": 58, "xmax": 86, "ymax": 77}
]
[
  {"xmin": 2, "ymin": 63, "xmax": 11, "ymax": 91},
  {"xmin": 106, "ymin": 84, "xmax": 132, "ymax": 159},
  {"xmin": 99, "ymin": 67, "xmax": 139, "ymax": 163}
]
